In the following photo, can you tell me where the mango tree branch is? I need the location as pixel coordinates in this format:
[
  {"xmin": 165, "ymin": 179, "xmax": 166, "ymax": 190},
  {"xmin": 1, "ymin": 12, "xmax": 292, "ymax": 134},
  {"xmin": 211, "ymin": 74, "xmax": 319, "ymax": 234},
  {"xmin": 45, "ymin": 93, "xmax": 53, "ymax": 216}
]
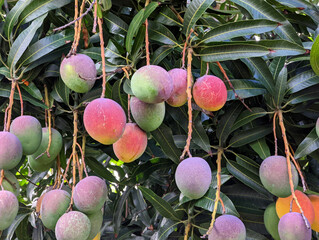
[
  {"xmin": 278, "ymin": 110, "xmax": 309, "ymax": 229},
  {"xmin": 184, "ymin": 222, "xmax": 191, "ymax": 240},
  {"xmin": 5, "ymin": 80, "xmax": 17, "ymax": 131},
  {"xmin": 98, "ymin": 17, "xmax": 107, "ymax": 98}
]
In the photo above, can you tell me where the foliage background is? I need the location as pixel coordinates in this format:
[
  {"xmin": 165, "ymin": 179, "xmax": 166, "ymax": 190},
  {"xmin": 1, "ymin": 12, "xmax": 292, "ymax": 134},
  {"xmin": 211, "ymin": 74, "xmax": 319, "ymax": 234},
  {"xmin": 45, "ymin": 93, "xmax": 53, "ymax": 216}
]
[{"xmin": 1, "ymin": 0, "xmax": 319, "ymax": 239}]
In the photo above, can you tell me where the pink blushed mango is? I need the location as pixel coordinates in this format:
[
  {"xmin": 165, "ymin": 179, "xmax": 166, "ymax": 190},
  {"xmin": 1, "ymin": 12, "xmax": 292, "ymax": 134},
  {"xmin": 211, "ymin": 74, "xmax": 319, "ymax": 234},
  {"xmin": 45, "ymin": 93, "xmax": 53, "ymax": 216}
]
[
  {"xmin": 113, "ymin": 123, "xmax": 147, "ymax": 163},
  {"xmin": 0, "ymin": 132, "xmax": 23, "ymax": 170},
  {"xmin": 83, "ymin": 98, "xmax": 126, "ymax": 145},
  {"xmin": 0, "ymin": 190, "xmax": 19, "ymax": 230},
  {"xmin": 60, "ymin": 54, "xmax": 97, "ymax": 93},
  {"xmin": 193, "ymin": 75, "xmax": 227, "ymax": 111},
  {"xmin": 131, "ymin": 65, "xmax": 173, "ymax": 103},
  {"xmin": 278, "ymin": 212, "xmax": 311, "ymax": 240},
  {"xmin": 166, "ymin": 68, "xmax": 187, "ymax": 107}
]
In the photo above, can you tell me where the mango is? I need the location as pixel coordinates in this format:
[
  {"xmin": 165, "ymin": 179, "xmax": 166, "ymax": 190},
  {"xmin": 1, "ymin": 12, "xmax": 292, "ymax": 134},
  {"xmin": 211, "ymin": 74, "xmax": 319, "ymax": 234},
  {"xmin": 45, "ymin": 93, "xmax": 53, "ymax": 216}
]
[
  {"xmin": 87, "ymin": 210, "xmax": 103, "ymax": 240},
  {"xmin": 0, "ymin": 131, "xmax": 23, "ymax": 170},
  {"xmin": 278, "ymin": 212, "xmax": 311, "ymax": 240},
  {"xmin": 60, "ymin": 54, "xmax": 97, "ymax": 93},
  {"xmin": 259, "ymin": 155, "xmax": 298, "ymax": 197},
  {"xmin": 113, "ymin": 123, "xmax": 147, "ymax": 163},
  {"xmin": 175, "ymin": 157, "xmax": 212, "ymax": 199},
  {"xmin": 166, "ymin": 68, "xmax": 187, "ymax": 107},
  {"xmin": 193, "ymin": 75, "xmax": 227, "ymax": 111},
  {"xmin": 83, "ymin": 98, "xmax": 126, "ymax": 145},
  {"xmin": 130, "ymin": 96, "xmax": 165, "ymax": 132},
  {"xmin": 264, "ymin": 203, "xmax": 280, "ymax": 240},
  {"xmin": 131, "ymin": 65, "xmax": 173, "ymax": 103},
  {"xmin": 0, "ymin": 170, "xmax": 20, "ymax": 197},
  {"xmin": 10, "ymin": 115, "xmax": 42, "ymax": 155},
  {"xmin": 0, "ymin": 190, "xmax": 19, "ymax": 230},
  {"xmin": 55, "ymin": 211, "xmax": 91, "ymax": 240},
  {"xmin": 308, "ymin": 195, "xmax": 319, "ymax": 232}
]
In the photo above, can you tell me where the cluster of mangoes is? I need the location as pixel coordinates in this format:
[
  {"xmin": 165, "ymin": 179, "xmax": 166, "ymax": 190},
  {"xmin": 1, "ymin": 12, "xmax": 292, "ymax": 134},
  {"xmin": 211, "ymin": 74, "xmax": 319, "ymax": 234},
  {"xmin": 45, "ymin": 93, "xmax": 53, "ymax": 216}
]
[
  {"xmin": 38, "ymin": 176, "xmax": 107, "ymax": 240},
  {"xmin": 0, "ymin": 115, "xmax": 62, "ymax": 231},
  {"xmin": 260, "ymin": 155, "xmax": 319, "ymax": 239}
]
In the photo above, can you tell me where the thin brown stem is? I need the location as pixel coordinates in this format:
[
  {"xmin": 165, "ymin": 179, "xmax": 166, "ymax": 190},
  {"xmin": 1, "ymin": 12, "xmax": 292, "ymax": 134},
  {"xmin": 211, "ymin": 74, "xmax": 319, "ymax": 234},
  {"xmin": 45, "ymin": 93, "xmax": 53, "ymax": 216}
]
[
  {"xmin": 181, "ymin": 29, "xmax": 193, "ymax": 69},
  {"xmin": 5, "ymin": 80, "xmax": 17, "ymax": 131},
  {"xmin": 169, "ymin": 5, "xmax": 184, "ymax": 23},
  {"xmin": 278, "ymin": 110, "xmax": 309, "ymax": 229},
  {"xmin": 16, "ymin": 83, "xmax": 23, "ymax": 116},
  {"xmin": 53, "ymin": 0, "xmax": 96, "ymax": 32},
  {"xmin": 180, "ymin": 48, "xmax": 193, "ymax": 161},
  {"xmin": 273, "ymin": 111, "xmax": 278, "ymax": 156},
  {"xmin": 184, "ymin": 222, "xmax": 191, "ymax": 240},
  {"xmin": 144, "ymin": 0, "xmax": 150, "ymax": 65},
  {"xmin": 289, "ymin": 152, "xmax": 307, "ymax": 192},
  {"xmin": 73, "ymin": 0, "xmax": 86, "ymax": 53},
  {"xmin": 0, "ymin": 170, "xmax": 5, "ymax": 189},
  {"xmin": 205, "ymin": 148, "xmax": 224, "ymax": 237},
  {"xmin": 216, "ymin": 62, "xmax": 251, "ymax": 112},
  {"xmin": 98, "ymin": 18, "xmax": 107, "ymax": 98},
  {"xmin": 81, "ymin": 135, "xmax": 88, "ymax": 177},
  {"xmin": 92, "ymin": 0, "xmax": 98, "ymax": 33}
]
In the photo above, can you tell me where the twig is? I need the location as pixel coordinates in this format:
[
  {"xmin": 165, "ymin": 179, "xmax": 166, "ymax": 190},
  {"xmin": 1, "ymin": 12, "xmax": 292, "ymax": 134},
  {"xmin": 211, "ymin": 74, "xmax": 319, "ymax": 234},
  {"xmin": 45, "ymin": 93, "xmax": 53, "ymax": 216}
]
[
  {"xmin": 16, "ymin": 83, "xmax": 23, "ymax": 116},
  {"xmin": 180, "ymin": 48, "xmax": 193, "ymax": 161},
  {"xmin": 278, "ymin": 110, "xmax": 309, "ymax": 229},
  {"xmin": 181, "ymin": 29, "xmax": 193, "ymax": 69},
  {"xmin": 16, "ymin": 169, "xmax": 38, "ymax": 187},
  {"xmin": 216, "ymin": 62, "xmax": 251, "ymax": 112},
  {"xmin": 169, "ymin": 5, "xmax": 184, "ymax": 23},
  {"xmin": 92, "ymin": 0, "xmax": 98, "ymax": 33},
  {"xmin": 289, "ymin": 152, "xmax": 307, "ymax": 192},
  {"xmin": 98, "ymin": 17, "xmax": 107, "ymax": 98},
  {"xmin": 145, "ymin": 19, "xmax": 150, "ymax": 66},
  {"xmin": 81, "ymin": 135, "xmax": 88, "ymax": 178},
  {"xmin": 204, "ymin": 148, "xmax": 224, "ymax": 237},
  {"xmin": 184, "ymin": 222, "xmax": 191, "ymax": 240},
  {"xmin": 53, "ymin": 0, "xmax": 96, "ymax": 32},
  {"xmin": 5, "ymin": 80, "xmax": 17, "ymax": 131},
  {"xmin": 73, "ymin": 0, "xmax": 86, "ymax": 53},
  {"xmin": 0, "ymin": 170, "xmax": 5, "ymax": 190},
  {"xmin": 273, "ymin": 111, "xmax": 278, "ymax": 156}
]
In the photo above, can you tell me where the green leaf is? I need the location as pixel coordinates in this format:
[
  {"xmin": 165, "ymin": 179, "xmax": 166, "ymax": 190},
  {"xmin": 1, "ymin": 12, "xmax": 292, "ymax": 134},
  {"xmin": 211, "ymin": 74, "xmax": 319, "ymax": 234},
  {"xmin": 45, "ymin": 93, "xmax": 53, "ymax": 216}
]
[
  {"xmin": 295, "ymin": 128, "xmax": 319, "ymax": 159},
  {"xmin": 195, "ymin": 186, "xmax": 239, "ymax": 217},
  {"xmin": 249, "ymin": 138, "xmax": 270, "ymax": 160},
  {"xmin": 17, "ymin": 0, "xmax": 71, "ymax": 33},
  {"xmin": 5, "ymin": 213, "xmax": 30, "ymax": 240},
  {"xmin": 227, "ymin": 79, "xmax": 267, "ymax": 100},
  {"xmin": 155, "ymin": 6, "xmax": 183, "ymax": 27},
  {"xmin": 226, "ymin": 160, "xmax": 270, "ymax": 196},
  {"xmin": 157, "ymin": 218, "xmax": 180, "ymax": 240},
  {"xmin": 200, "ymin": 19, "xmax": 278, "ymax": 43},
  {"xmin": 235, "ymin": 154, "xmax": 259, "ymax": 175},
  {"xmin": 274, "ymin": 66, "xmax": 287, "ymax": 107},
  {"xmin": 148, "ymin": 21, "xmax": 180, "ymax": 46},
  {"xmin": 0, "ymin": 67, "xmax": 10, "ymax": 78},
  {"xmin": 269, "ymin": 57, "xmax": 286, "ymax": 80},
  {"xmin": 131, "ymin": 25, "xmax": 146, "ymax": 59},
  {"xmin": 151, "ymin": 123, "xmax": 181, "ymax": 164},
  {"xmin": 231, "ymin": 0, "xmax": 301, "ymax": 45},
  {"xmin": 131, "ymin": 188, "xmax": 151, "ymax": 227},
  {"xmin": 216, "ymin": 101, "xmax": 243, "ymax": 146},
  {"xmin": 183, "ymin": 0, "xmax": 215, "ymax": 36},
  {"xmin": 0, "ymin": 83, "xmax": 47, "ymax": 109},
  {"xmin": 3, "ymin": 0, "xmax": 33, "ymax": 38},
  {"xmin": 287, "ymin": 85, "xmax": 319, "ymax": 104},
  {"xmin": 104, "ymin": 12, "xmax": 128, "ymax": 35},
  {"xmin": 18, "ymin": 33, "xmax": 73, "ymax": 68},
  {"xmin": 198, "ymin": 44, "xmax": 270, "ymax": 62},
  {"xmin": 246, "ymin": 229, "xmax": 269, "ymax": 240},
  {"xmin": 125, "ymin": 2, "xmax": 159, "ymax": 53},
  {"xmin": 228, "ymin": 125, "xmax": 272, "ymax": 148},
  {"xmin": 231, "ymin": 107, "xmax": 267, "ymax": 132},
  {"xmin": 287, "ymin": 69, "xmax": 319, "ymax": 94},
  {"xmin": 50, "ymin": 78, "xmax": 70, "ymax": 105},
  {"xmin": 241, "ymin": 57, "xmax": 275, "ymax": 95},
  {"xmin": 21, "ymin": 82, "xmax": 43, "ymax": 101},
  {"xmin": 7, "ymin": 14, "xmax": 47, "ymax": 72},
  {"xmin": 167, "ymin": 106, "xmax": 211, "ymax": 153},
  {"xmin": 151, "ymin": 46, "xmax": 175, "ymax": 65},
  {"xmin": 138, "ymin": 186, "xmax": 182, "ymax": 221},
  {"xmin": 85, "ymin": 157, "xmax": 118, "ymax": 183}
]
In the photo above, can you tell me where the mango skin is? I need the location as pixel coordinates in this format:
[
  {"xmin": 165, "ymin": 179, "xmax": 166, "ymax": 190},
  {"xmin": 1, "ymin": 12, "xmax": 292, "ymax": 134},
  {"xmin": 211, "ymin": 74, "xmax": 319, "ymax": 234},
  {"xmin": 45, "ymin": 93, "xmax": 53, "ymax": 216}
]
[
  {"xmin": 276, "ymin": 190, "xmax": 315, "ymax": 225},
  {"xmin": 10, "ymin": 115, "xmax": 42, "ymax": 155},
  {"xmin": 208, "ymin": 215, "xmax": 246, "ymax": 240},
  {"xmin": 30, "ymin": 127, "xmax": 62, "ymax": 165},
  {"xmin": 1, "ymin": 170, "xmax": 20, "ymax": 197},
  {"xmin": 0, "ymin": 131, "xmax": 23, "ymax": 170},
  {"xmin": 166, "ymin": 68, "xmax": 187, "ymax": 107},
  {"xmin": 308, "ymin": 195, "xmax": 319, "ymax": 232},
  {"xmin": 40, "ymin": 189, "xmax": 71, "ymax": 230},
  {"xmin": 278, "ymin": 212, "xmax": 311, "ymax": 240},
  {"xmin": 83, "ymin": 98, "xmax": 126, "ymax": 145},
  {"xmin": 28, "ymin": 155, "xmax": 53, "ymax": 172},
  {"xmin": 55, "ymin": 211, "xmax": 91, "ymax": 240},
  {"xmin": 60, "ymin": 54, "xmax": 97, "ymax": 93},
  {"xmin": 264, "ymin": 203, "xmax": 280, "ymax": 240},
  {"xmin": 0, "ymin": 190, "xmax": 19, "ymax": 230},
  {"xmin": 113, "ymin": 123, "xmax": 147, "ymax": 163},
  {"xmin": 175, "ymin": 157, "xmax": 212, "ymax": 199},
  {"xmin": 131, "ymin": 65, "xmax": 173, "ymax": 103},
  {"xmin": 193, "ymin": 75, "xmax": 227, "ymax": 111},
  {"xmin": 259, "ymin": 155, "xmax": 298, "ymax": 197},
  {"xmin": 87, "ymin": 210, "xmax": 103, "ymax": 240},
  {"xmin": 73, "ymin": 176, "xmax": 108, "ymax": 214},
  {"xmin": 130, "ymin": 97, "xmax": 165, "ymax": 132}
]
